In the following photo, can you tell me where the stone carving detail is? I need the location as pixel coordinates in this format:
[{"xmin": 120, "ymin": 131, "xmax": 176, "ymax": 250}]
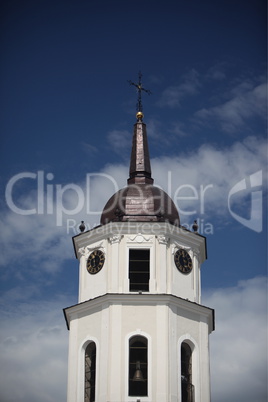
[
  {"xmin": 171, "ymin": 243, "xmax": 191, "ymax": 255},
  {"xmin": 127, "ymin": 233, "xmax": 153, "ymax": 243},
  {"xmin": 109, "ymin": 235, "xmax": 123, "ymax": 244},
  {"xmin": 78, "ymin": 242, "xmax": 106, "ymax": 259},
  {"xmin": 78, "ymin": 247, "xmax": 86, "ymax": 257},
  {"xmin": 157, "ymin": 235, "xmax": 169, "ymax": 245}
]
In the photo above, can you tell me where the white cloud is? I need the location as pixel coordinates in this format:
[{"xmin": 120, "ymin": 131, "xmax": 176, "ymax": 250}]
[
  {"xmin": 0, "ymin": 166, "xmax": 128, "ymax": 275},
  {"xmin": 0, "ymin": 211, "xmax": 72, "ymax": 275},
  {"xmin": 146, "ymin": 118, "xmax": 188, "ymax": 143},
  {"xmin": 80, "ymin": 141, "xmax": 98, "ymax": 156},
  {"xmin": 195, "ymin": 81, "xmax": 266, "ymax": 133},
  {"xmin": 0, "ymin": 294, "xmax": 69, "ymax": 402},
  {"xmin": 203, "ymin": 276, "xmax": 268, "ymax": 402},
  {"xmin": 107, "ymin": 129, "xmax": 131, "ymax": 156},
  {"xmin": 0, "ymin": 135, "xmax": 266, "ymax": 274},
  {"xmin": 168, "ymin": 121, "xmax": 188, "ymax": 138},
  {"xmin": 151, "ymin": 135, "xmax": 267, "ymax": 227},
  {"xmin": 156, "ymin": 71, "xmax": 266, "ymax": 136},
  {"xmin": 157, "ymin": 69, "xmax": 201, "ymax": 108},
  {"xmin": 205, "ymin": 63, "xmax": 227, "ymax": 81}
]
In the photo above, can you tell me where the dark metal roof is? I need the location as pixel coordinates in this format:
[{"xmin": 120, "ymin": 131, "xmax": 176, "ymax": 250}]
[
  {"xmin": 129, "ymin": 121, "xmax": 152, "ymax": 182},
  {"xmin": 100, "ymin": 184, "xmax": 180, "ymax": 225},
  {"xmin": 101, "ymin": 120, "xmax": 180, "ymax": 226}
]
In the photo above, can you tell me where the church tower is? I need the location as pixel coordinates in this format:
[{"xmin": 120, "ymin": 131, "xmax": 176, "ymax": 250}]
[{"xmin": 64, "ymin": 75, "xmax": 215, "ymax": 402}]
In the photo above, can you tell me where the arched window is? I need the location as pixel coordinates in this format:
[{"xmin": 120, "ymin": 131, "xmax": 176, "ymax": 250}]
[
  {"xmin": 129, "ymin": 336, "xmax": 148, "ymax": 396},
  {"xmin": 85, "ymin": 342, "xmax": 96, "ymax": 402},
  {"xmin": 181, "ymin": 342, "xmax": 194, "ymax": 402}
]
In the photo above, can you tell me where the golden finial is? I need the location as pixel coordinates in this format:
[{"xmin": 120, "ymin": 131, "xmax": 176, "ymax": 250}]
[{"xmin": 136, "ymin": 111, "xmax": 144, "ymax": 121}]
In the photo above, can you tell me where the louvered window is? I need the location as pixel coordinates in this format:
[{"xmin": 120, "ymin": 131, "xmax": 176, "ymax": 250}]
[{"xmin": 129, "ymin": 249, "xmax": 150, "ymax": 291}]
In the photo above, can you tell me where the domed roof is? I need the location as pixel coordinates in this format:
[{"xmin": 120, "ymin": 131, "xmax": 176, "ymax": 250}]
[
  {"xmin": 101, "ymin": 116, "xmax": 180, "ymax": 226},
  {"xmin": 101, "ymin": 182, "xmax": 180, "ymax": 225}
]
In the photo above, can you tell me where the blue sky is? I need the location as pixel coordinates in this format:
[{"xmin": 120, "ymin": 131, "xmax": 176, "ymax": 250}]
[{"xmin": 0, "ymin": 1, "xmax": 267, "ymax": 401}]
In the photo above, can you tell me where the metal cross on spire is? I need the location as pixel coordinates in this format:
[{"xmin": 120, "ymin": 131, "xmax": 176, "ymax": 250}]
[{"xmin": 128, "ymin": 71, "xmax": 152, "ymax": 121}]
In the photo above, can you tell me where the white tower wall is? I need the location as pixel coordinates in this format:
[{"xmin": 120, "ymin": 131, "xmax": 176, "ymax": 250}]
[{"xmin": 64, "ymin": 222, "xmax": 214, "ymax": 402}]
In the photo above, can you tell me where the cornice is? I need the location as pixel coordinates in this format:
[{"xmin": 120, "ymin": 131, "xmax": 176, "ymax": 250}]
[
  {"xmin": 63, "ymin": 292, "xmax": 214, "ymax": 332},
  {"xmin": 72, "ymin": 222, "xmax": 206, "ymax": 260}
]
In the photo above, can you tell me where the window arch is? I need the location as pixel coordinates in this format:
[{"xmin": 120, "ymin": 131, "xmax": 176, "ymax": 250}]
[
  {"xmin": 129, "ymin": 335, "xmax": 148, "ymax": 396},
  {"xmin": 85, "ymin": 342, "xmax": 96, "ymax": 402},
  {"xmin": 181, "ymin": 342, "xmax": 194, "ymax": 402}
]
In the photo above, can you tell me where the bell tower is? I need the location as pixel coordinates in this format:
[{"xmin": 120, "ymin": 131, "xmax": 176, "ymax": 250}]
[{"xmin": 64, "ymin": 75, "xmax": 214, "ymax": 402}]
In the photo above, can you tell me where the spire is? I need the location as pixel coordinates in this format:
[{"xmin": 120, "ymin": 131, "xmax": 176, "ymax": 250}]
[
  {"xmin": 128, "ymin": 121, "xmax": 153, "ymax": 184},
  {"xmin": 100, "ymin": 73, "xmax": 180, "ymax": 226},
  {"xmin": 128, "ymin": 72, "xmax": 153, "ymax": 185}
]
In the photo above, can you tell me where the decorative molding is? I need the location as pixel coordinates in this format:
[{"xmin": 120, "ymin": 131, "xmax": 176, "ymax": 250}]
[
  {"xmin": 157, "ymin": 235, "xmax": 169, "ymax": 245},
  {"xmin": 78, "ymin": 242, "xmax": 106, "ymax": 258},
  {"xmin": 108, "ymin": 235, "xmax": 123, "ymax": 244},
  {"xmin": 127, "ymin": 233, "xmax": 153, "ymax": 243},
  {"xmin": 171, "ymin": 242, "xmax": 191, "ymax": 255},
  {"xmin": 78, "ymin": 247, "xmax": 86, "ymax": 257}
]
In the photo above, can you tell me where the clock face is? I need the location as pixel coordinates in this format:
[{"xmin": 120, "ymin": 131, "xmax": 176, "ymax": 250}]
[
  {"xmin": 174, "ymin": 249, "xmax": 192, "ymax": 274},
  {"xmin": 86, "ymin": 249, "xmax": 105, "ymax": 274}
]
